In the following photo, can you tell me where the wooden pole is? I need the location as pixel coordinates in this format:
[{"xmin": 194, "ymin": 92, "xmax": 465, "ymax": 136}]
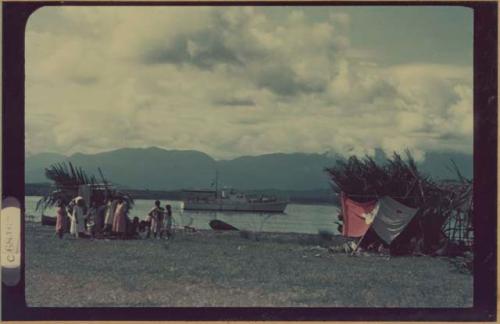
[
  {"xmin": 215, "ymin": 169, "xmax": 218, "ymax": 199},
  {"xmin": 350, "ymin": 193, "xmax": 378, "ymax": 256},
  {"xmin": 351, "ymin": 228, "xmax": 370, "ymax": 255}
]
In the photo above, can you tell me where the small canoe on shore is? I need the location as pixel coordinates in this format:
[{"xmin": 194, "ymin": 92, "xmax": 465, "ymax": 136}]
[
  {"xmin": 209, "ymin": 219, "xmax": 239, "ymax": 231},
  {"xmin": 41, "ymin": 215, "xmax": 57, "ymax": 226}
]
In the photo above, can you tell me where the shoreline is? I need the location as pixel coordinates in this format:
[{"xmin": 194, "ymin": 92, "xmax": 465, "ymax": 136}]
[
  {"xmin": 24, "ymin": 186, "xmax": 340, "ymax": 205},
  {"xmin": 26, "ymin": 218, "xmax": 341, "ymax": 239}
]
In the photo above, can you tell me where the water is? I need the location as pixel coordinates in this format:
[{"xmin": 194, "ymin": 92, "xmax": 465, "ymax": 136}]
[{"xmin": 25, "ymin": 196, "xmax": 340, "ymax": 235}]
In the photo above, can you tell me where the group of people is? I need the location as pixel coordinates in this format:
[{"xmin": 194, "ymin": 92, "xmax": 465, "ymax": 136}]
[
  {"xmin": 54, "ymin": 197, "xmax": 173, "ymax": 240},
  {"xmin": 146, "ymin": 200, "xmax": 173, "ymax": 239}
]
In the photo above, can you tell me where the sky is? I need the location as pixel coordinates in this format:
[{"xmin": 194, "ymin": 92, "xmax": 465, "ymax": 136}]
[{"xmin": 25, "ymin": 6, "xmax": 473, "ymax": 161}]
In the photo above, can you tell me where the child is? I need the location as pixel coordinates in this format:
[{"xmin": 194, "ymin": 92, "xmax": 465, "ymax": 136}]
[
  {"xmin": 126, "ymin": 216, "xmax": 140, "ymax": 239},
  {"xmin": 55, "ymin": 200, "xmax": 67, "ymax": 239},
  {"xmin": 87, "ymin": 201, "xmax": 98, "ymax": 238},
  {"xmin": 156, "ymin": 205, "xmax": 165, "ymax": 239},
  {"xmin": 147, "ymin": 200, "xmax": 162, "ymax": 238},
  {"xmin": 164, "ymin": 204, "xmax": 173, "ymax": 239}
]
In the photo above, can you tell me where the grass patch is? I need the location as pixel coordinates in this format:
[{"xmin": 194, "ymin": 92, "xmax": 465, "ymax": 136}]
[{"xmin": 25, "ymin": 223, "xmax": 472, "ymax": 307}]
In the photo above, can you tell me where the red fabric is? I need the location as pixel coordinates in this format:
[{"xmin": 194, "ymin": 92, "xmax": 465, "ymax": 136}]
[
  {"xmin": 341, "ymin": 192, "xmax": 378, "ymax": 237},
  {"xmin": 55, "ymin": 207, "xmax": 66, "ymax": 233}
]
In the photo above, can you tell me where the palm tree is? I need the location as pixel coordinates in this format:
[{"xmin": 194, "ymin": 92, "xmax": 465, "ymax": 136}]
[{"xmin": 36, "ymin": 162, "xmax": 134, "ymax": 212}]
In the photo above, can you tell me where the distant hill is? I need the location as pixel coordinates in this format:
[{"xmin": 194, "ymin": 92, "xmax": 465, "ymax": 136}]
[
  {"xmin": 25, "ymin": 152, "xmax": 67, "ymax": 183},
  {"xmin": 26, "ymin": 147, "xmax": 216, "ymax": 190},
  {"xmin": 217, "ymin": 153, "xmax": 336, "ymax": 190},
  {"xmin": 417, "ymin": 151, "xmax": 474, "ymax": 180},
  {"xmin": 25, "ymin": 147, "xmax": 473, "ymax": 191}
]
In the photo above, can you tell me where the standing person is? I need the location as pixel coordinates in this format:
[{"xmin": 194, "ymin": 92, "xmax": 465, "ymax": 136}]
[
  {"xmin": 151, "ymin": 205, "xmax": 164, "ymax": 239},
  {"xmin": 95, "ymin": 200, "xmax": 107, "ymax": 234},
  {"xmin": 65, "ymin": 200, "xmax": 75, "ymax": 233},
  {"xmin": 104, "ymin": 199, "xmax": 116, "ymax": 233},
  {"xmin": 69, "ymin": 198, "xmax": 78, "ymax": 238},
  {"xmin": 70, "ymin": 198, "xmax": 87, "ymax": 238},
  {"xmin": 164, "ymin": 204, "xmax": 173, "ymax": 240},
  {"xmin": 87, "ymin": 201, "xmax": 98, "ymax": 238},
  {"xmin": 156, "ymin": 205, "xmax": 165, "ymax": 239},
  {"xmin": 55, "ymin": 200, "xmax": 67, "ymax": 239},
  {"xmin": 147, "ymin": 200, "xmax": 162, "ymax": 239},
  {"xmin": 112, "ymin": 198, "xmax": 127, "ymax": 238}
]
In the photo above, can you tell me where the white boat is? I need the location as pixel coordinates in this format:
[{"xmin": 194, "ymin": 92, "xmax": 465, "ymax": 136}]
[{"xmin": 182, "ymin": 172, "xmax": 288, "ymax": 213}]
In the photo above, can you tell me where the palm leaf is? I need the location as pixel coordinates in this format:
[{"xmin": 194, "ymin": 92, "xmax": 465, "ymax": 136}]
[
  {"xmin": 325, "ymin": 150, "xmax": 473, "ymax": 253},
  {"xmin": 37, "ymin": 162, "xmax": 134, "ymax": 212}
]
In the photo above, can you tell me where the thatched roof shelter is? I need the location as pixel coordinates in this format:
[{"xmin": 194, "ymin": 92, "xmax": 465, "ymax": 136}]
[
  {"xmin": 36, "ymin": 162, "xmax": 134, "ymax": 212},
  {"xmin": 325, "ymin": 151, "xmax": 473, "ymax": 255}
]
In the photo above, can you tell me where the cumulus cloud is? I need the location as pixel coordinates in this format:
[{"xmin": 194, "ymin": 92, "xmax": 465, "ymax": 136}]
[
  {"xmin": 25, "ymin": 6, "xmax": 472, "ymax": 161},
  {"xmin": 213, "ymin": 96, "xmax": 255, "ymax": 107}
]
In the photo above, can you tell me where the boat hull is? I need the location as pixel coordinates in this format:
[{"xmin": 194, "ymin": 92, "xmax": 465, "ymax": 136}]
[
  {"xmin": 209, "ymin": 219, "xmax": 239, "ymax": 230},
  {"xmin": 41, "ymin": 215, "xmax": 56, "ymax": 226},
  {"xmin": 183, "ymin": 201, "xmax": 287, "ymax": 213}
]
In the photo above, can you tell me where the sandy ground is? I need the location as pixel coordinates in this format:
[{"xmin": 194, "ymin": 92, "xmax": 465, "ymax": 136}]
[{"xmin": 25, "ymin": 223, "xmax": 472, "ymax": 307}]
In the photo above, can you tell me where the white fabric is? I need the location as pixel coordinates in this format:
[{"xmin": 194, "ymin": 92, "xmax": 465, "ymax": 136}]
[
  {"xmin": 371, "ymin": 196, "xmax": 418, "ymax": 244},
  {"xmin": 70, "ymin": 205, "xmax": 86, "ymax": 236},
  {"xmin": 362, "ymin": 203, "xmax": 380, "ymax": 225},
  {"xmin": 70, "ymin": 213, "xmax": 77, "ymax": 235},
  {"xmin": 87, "ymin": 207, "xmax": 97, "ymax": 228},
  {"xmin": 104, "ymin": 201, "xmax": 116, "ymax": 225}
]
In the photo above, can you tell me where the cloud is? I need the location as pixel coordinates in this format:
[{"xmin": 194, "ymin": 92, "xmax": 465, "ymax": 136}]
[
  {"xmin": 133, "ymin": 7, "xmax": 348, "ymax": 96},
  {"xmin": 214, "ymin": 96, "xmax": 255, "ymax": 107},
  {"xmin": 142, "ymin": 30, "xmax": 242, "ymax": 68},
  {"xmin": 25, "ymin": 7, "xmax": 473, "ymax": 161}
]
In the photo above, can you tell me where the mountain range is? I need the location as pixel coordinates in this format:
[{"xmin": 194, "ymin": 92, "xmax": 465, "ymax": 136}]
[{"xmin": 25, "ymin": 147, "xmax": 473, "ymax": 191}]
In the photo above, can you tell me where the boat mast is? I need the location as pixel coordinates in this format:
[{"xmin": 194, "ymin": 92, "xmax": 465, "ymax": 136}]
[{"xmin": 215, "ymin": 169, "xmax": 218, "ymax": 199}]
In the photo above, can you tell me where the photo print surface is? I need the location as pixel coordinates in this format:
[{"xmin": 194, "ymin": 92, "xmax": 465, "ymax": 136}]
[{"xmin": 24, "ymin": 5, "xmax": 476, "ymax": 309}]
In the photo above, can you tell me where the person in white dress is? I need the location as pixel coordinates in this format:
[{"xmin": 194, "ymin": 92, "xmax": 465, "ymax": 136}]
[
  {"xmin": 147, "ymin": 200, "xmax": 162, "ymax": 239},
  {"xmin": 70, "ymin": 198, "xmax": 87, "ymax": 238},
  {"xmin": 104, "ymin": 199, "xmax": 117, "ymax": 233}
]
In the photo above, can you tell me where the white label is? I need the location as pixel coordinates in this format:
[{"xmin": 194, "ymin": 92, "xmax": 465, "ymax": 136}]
[{"xmin": 1, "ymin": 204, "xmax": 21, "ymax": 269}]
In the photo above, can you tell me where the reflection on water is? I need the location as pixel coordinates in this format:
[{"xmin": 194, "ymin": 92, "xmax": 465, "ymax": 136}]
[{"xmin": 25, "ymin": 196, "xmax": 340, "ymax": 235}]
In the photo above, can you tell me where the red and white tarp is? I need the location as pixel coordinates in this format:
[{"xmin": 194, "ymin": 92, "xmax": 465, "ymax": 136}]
[
  {"xmin": 371, "ymin": 196, "xmax": 418, "ymax": 244},
  {"xmin": 340, "ymin": 192, "xmax": 378, "ymax": 238},
  {"xmin": 340, "ymin": 193, "xmax": 418, "ymax": 243}
]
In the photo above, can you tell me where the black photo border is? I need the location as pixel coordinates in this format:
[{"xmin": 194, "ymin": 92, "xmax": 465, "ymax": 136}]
[{"xmin": 2, "ymin": 1, "xmax": 497, "ymax": 321}]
